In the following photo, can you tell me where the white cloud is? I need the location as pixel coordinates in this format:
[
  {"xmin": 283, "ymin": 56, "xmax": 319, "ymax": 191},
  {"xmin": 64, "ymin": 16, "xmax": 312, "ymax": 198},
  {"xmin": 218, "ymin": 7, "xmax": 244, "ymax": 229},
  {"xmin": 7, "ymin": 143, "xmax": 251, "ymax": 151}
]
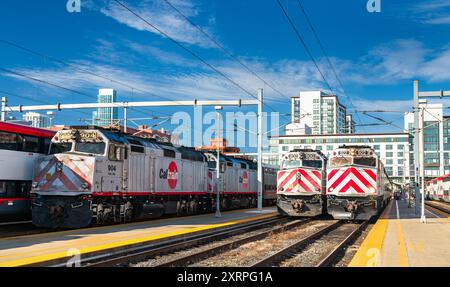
[
  {"xmin": 409, "ymin": 0, "xmax": 450, "ymax": 25},
  {"xmin": 98, "ymin": 0, "xmax": 215, "ymax": 48}
]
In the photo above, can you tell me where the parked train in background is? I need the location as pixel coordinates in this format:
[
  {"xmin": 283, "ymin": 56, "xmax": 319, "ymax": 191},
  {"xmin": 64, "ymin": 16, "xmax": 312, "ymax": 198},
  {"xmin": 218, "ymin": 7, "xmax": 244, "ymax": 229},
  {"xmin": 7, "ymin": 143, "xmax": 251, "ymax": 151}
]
[
  {"xmin": 327, "ymin": 145, "xmax": 393, "ymax": 220},
  {"xmin": 31, "ymin": 126, "xmax": 277, "ymax": 228},
  {"xmin": 426, "ymin": 175, "xmax": 450, "ymax": 202},
  {"xmin": 0, "ymin": 122, "xmax": 55, "ymax": 222},
  {"xmin": 276, "ymin": 149, "xmax": 327, "ymax": 217}
]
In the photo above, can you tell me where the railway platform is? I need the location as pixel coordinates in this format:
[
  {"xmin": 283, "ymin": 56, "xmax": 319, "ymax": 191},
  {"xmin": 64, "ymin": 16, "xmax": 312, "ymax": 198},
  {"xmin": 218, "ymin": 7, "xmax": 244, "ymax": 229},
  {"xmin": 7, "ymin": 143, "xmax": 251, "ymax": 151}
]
[
  {"xmin": 0, "ymin": 207, "xmax": 276, "ymax": 267},
  {"xmin": 349, "ymin": 196, "xmax": 450, "ymax": 267}
]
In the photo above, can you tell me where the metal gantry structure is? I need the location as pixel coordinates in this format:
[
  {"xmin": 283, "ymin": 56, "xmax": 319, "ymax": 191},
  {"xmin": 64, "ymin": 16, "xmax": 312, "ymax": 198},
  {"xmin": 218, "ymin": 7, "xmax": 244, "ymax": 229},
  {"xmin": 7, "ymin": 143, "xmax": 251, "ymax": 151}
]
[
  {"xmin": 413, "ymin": 80, "xmax": 450, "ymax": 223},
  {"xmin": 0, "ymin": 90, "xmax": 266, "ymax": 212}
]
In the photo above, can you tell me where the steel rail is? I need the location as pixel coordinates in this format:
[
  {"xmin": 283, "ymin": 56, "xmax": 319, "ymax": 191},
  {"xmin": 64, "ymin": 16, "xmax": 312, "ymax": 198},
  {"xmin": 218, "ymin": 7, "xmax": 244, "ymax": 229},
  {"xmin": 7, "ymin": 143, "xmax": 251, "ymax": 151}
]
[
  {"xmin": 78, "ymin": 216, "xmax": 284, "ymax": 267},
  {"xmin": 316, "ymin": 221, "xmax": 368, "ymax": 267},
  {"xmin": 251, "ymin": 220, "xmax": 342, "ymax": 267},
  {"xmin": 425, "ymin": 201, "xmax": 450, "ymax": 215},
  {"xmin": 156, "ymin": 218, "xmax": 312, "ymax": 267}
]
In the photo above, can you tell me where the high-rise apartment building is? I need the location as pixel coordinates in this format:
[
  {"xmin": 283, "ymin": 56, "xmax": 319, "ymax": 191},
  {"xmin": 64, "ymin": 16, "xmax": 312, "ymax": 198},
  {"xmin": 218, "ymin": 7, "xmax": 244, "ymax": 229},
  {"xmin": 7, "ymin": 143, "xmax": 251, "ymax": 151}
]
[{"xmin": 92, "ymin": 89, "xmax": 118, "ymax": 127}]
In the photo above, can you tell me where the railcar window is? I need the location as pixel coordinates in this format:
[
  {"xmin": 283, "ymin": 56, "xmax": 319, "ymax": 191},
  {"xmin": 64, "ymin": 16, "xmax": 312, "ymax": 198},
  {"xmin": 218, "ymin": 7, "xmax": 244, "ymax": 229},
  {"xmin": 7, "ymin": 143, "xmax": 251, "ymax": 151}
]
[
  {"xmin": 330, "ymin": 157, "xmax": 352, "ymax": 168},
  {"xmin": 74, "ymin": 142, "xmax": 105, "ymax": 155},
  {"xmin": 302, "ymin": 160, "xmax": 322, "ymax": 168},
  {"xmin": 44, "ymin": 138, "xmax": 51, "ymax": 154},
  {"xmin": 444, "ymin": 177, "xmax": 450, "ymax": 182},
  {"xmin": 23, "ymin": 135, "xmax": 40, "ymax": 153},
  {"xmin": 50, "ymin": 142, "xmax": 72, "ymax": 154},
  {"xmin": 0, "ymin": 181, "xmax": 30, "ymax": 198},
  {"xmin": 0, "ymin": 131, "xmax": 19, "ymax": 151},
  {"xmin": 354, "ymin": 157, "xmax": 376, "ymax": 167}
]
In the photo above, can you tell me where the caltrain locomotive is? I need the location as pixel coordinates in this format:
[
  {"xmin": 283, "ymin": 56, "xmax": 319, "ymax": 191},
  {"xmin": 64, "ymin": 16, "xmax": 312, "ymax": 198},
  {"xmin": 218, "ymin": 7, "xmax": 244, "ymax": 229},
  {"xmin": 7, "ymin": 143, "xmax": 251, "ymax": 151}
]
[
  {"xmin": 0, "ymin": 122, "xmax": 55, "ymax": 222},
  {"xmin": 30, "ymin": 126, "xmax": 277, "ymax": 228},
  {"xmin": 276, "ymin": 149, "xmax": 327, "ymax": 217},
  {"xmin": 327, "ymin": 145, "xmax": 393, "ymax": 220},
  {"xmin": 426, "ymin": 175, "xmax": 450, "ymax": 202}
]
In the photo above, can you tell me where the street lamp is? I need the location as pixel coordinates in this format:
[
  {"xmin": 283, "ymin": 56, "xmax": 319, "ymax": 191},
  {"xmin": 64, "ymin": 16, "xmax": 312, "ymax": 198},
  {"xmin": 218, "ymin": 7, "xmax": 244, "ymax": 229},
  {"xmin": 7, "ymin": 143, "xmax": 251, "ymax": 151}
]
[{"xmin": 215, "ymin": 106, "xmax": 223, "ymax": 217}]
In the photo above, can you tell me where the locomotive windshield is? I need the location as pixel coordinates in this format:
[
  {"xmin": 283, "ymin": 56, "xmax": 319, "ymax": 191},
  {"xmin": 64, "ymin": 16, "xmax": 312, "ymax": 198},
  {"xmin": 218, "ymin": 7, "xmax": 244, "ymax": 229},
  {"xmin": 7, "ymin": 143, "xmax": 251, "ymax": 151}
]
[
  {"xmin": 74, "ymin": 142, "xmax": 105, "ymax": 155},
  {"xmin": 281, "ymin": 160, "xmax": 301, "ymax": 170},
  {"xmin": 302, "ymin": 160, "xmax": 322, "ymax": 168},
  {"xmin": 330, "ymin": 156, "xmax": 352, "ymax": 167},
  {"xmin": 49, "ymin": 142, "xmax": 72, "ymax": 154},
  {"xmin": 353, "ymin": 157, "xmax": 376, "ymax": 167}
]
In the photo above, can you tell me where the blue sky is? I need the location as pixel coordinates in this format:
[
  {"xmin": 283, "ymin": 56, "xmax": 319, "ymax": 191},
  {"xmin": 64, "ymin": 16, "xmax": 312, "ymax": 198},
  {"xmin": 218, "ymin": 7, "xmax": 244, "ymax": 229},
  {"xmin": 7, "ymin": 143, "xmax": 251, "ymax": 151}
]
[{"xmin": 1, "ymin": 0, "xmax": 450, "ymax": 148}]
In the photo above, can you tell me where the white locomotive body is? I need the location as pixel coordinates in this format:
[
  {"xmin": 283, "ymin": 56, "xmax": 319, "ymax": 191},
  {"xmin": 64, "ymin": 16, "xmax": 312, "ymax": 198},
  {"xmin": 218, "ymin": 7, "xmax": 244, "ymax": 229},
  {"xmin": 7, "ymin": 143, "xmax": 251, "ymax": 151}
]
[
  {"xmin": 276, "ymin": 149, "xmax": 327, "ymax": 217},
  {"xmin": 327, "ymin": 145, "xmax": 392, "ymax": 220},
  {"xmin": 31, "ymin": 127, "xmax": 277, "ymax": 228}
]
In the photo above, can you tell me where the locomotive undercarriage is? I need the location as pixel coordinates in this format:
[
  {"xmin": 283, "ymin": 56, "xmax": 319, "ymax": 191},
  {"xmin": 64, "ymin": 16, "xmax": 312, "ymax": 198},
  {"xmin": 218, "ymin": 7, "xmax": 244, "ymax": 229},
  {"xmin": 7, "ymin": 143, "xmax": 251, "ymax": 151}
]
[
  {"xmin": 276, "ymin": 194, "xmax": 326, "ymax": 217},
  {"xmin": 31, "ymin": 193, "xmax": 259, "ymax": 228},
  {"xmin": 327, "ymin": 195, "xmax": 386, "ymax": 220}
]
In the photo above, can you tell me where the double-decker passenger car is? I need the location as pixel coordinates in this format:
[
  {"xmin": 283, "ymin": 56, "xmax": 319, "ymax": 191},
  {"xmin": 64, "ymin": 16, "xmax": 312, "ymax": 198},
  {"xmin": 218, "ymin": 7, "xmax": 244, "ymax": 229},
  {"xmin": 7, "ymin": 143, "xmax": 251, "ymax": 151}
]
[
  {"xmin": 327, "ymin": 145, "xmax": 392, "ymax": 220},
  {"xmin": 0, "ymin": 122, "xmax": 55, "ymax": 221},
  {"xmin": 276, "ymin": 149, "xmax": 327, "ymax": 217}
]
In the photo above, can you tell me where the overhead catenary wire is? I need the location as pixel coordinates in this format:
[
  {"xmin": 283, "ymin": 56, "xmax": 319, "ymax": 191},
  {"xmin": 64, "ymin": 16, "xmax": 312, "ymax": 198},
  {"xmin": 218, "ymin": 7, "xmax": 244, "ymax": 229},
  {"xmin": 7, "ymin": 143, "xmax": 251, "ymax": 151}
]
[
  {"xmin": 112, "ymin": 0, "xmax": 281, "ymax": 117},
  {"xmin": 162, "ymin": 0, "xmax": 310, "ymax": 118},
  {"xmin": 275, "ymin": 0, "xmax": 334, "ymax": 95},
  {"xmin": 295, "ymin": 0, "xmax": 366, "ymax": 133},
  {"xmin": 0, "ymin": 40, "xmax": 174, "ymax": 118}
]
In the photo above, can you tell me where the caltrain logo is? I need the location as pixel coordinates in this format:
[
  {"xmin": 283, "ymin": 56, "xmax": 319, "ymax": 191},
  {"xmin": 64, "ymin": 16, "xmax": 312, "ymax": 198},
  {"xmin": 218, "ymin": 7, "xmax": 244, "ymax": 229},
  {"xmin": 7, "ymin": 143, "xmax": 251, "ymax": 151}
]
[
  {"xmin": 242, "ymin": 171, "xmax": 248, "ymax": 191},
  {"xmin": 159, "ymin": 161, "xmax": 179, "ymax": 189}
]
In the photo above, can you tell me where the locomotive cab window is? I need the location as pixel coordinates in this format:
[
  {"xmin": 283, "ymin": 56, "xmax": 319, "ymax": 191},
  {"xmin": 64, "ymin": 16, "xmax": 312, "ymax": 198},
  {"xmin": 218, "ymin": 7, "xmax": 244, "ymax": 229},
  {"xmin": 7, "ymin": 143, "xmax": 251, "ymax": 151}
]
[
  {"xmin": 74, "ymin": 142, "xmax": 105, "ymax": 155},
  {"xmin": 353, "ymin": 157, "xmax": 376, "ymax": 167},
  {"xmin": 302, "ymin": 160, "xmax": 322, "ymax": 169},
  {"xmin": 282, "ymin": 160, "xmax": 301, "ymax": 170},
  {"xmin": 50, "ymin": 142, "xmax": 72, "ymax": 154},
  {"xmin": 330, "ymin": 157, "xmax": 352, "ymax": 168}
]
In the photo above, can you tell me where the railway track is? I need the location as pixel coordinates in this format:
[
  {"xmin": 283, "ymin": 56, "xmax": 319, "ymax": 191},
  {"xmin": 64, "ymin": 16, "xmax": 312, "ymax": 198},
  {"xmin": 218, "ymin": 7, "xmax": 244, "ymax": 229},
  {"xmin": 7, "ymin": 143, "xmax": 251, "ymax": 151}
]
[
  {"xmin": 154, "ymin": 218, "xmax": 312, "ymax": 267},
  {"xmin": 253, "ymin": 220, "xmax": 367, "ymax": 267},
  {"xmin": 146, "ymin": 219, "xmax": 367, "ymax": 268},
  {"xmin": 425, "ymin": 201, "xmax": 450, "ymax": 215},
  {"xmin": 53, "ymin": 215, "xmax": 285, "ymax": 267}
]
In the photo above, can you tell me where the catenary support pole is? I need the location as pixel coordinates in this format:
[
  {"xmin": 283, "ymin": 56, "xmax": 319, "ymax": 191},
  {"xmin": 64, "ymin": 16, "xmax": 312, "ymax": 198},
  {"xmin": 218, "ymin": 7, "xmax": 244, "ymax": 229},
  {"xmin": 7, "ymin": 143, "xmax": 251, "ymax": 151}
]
[
  {"xmin": 257, "ymin": 88, "xmax": 263, "ymax": 211},
  {"xmin": 420, "ymin": 107, "xmax": 427, "ymax": 223},
  {"xmin": 413, "ymin": 80, "xmax": 420, "ymax": 215},
  {"xmin": 1, "ymin": 97, "xmax": 6, "ymax": 122}
]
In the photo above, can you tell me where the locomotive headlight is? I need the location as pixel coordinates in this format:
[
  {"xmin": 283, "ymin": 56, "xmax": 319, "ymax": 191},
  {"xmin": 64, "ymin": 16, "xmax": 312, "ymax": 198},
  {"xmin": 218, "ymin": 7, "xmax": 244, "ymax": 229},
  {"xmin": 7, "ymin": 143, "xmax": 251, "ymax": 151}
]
[
  {"xmin": 369, "ymin": 187, "xmax": 376, "ymax": 193},
  {"xmin": 81, "ymin": 183, "xmax": 89, "ymax": 190},
  {"xmin": 32, "ymin": 182, "xmax": 39, "ymax": 188},
  {"xmin": 329, "ymin": 187, "xmax": 334, "ymax": 192}
]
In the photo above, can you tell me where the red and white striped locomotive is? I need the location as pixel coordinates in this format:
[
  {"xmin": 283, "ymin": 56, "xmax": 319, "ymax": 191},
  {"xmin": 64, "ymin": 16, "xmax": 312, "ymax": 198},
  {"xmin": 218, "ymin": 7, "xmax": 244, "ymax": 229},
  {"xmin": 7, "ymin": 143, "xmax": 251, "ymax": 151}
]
[
  {"xmin": 276, "ymin": 149, "xmax": 327, "ymax": 217},
  {"xmin": 31, "ymin": 126, "xmax": 277, "ymax": 228},
  {"xmin": 327, "ymin": 145, "xmax": 392, "ymax": 220},
  {"xmin": 426, "ymin": 175, "xmax": 450, "ymax": 202}
]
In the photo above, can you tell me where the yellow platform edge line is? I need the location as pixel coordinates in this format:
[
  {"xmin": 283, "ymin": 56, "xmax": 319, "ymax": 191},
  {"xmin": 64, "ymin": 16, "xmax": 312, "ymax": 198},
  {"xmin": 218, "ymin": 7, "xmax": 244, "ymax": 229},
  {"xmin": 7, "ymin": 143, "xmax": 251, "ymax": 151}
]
[
  {"xmin": 0, "ymin": 212, "xmax": 276, "ymax": 267},
  {"xmin": 396, "ymin": 217, "xmax": 409, "ymax": 267},
  {"xmin": 348, "ymin": 201, "xmax": 392, "ymax": 267}
]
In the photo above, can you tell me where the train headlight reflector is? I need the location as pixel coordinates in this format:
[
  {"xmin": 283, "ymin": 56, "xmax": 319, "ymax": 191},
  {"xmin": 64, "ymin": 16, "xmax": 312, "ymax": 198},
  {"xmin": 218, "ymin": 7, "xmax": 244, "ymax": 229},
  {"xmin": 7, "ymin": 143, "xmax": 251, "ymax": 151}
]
[
  {"xmin": 329, "ymin": 187, "xmax": 334, "ymax": 192},
  {"xmin": 369, "ymin": 187, "xmax": 376, "ymax": 193}
]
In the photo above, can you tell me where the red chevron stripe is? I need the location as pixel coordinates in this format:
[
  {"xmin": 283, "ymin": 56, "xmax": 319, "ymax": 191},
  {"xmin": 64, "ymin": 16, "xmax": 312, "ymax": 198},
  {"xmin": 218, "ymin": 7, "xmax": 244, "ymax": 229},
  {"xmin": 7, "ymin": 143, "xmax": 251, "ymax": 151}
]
[
  {"xmin": 364, "ymin": 169, "xmax": 377, "ymax": 182},
  {"xmin": 329, "ymin": 168, "xmax": 353, "ymax": 190},
  {"xmin": 297, "ymin": 178, "xmax": 312, "ymax": 192},
  {"xmin": 327, "ymin": 168, "xmax": 339, "ymax": 181},
  {"xmin": 340, "ymin": 179, "xmax": 365, "ymax": 193},
  {"xmin": 351, "ymin": 168, "xmax": 375, "ymax": 189},
  {"xmin": 277, "ymin": 171, "xmax": 287, "ymax": 180},
  {"xmin": 311, "ymin": 170, "xmax": 322, "ymax": 180},
  {"xmin": 277, "ymin": 170, "xmax": 297, "ymax": 191},
  {"xmin": 299, "ymin": 169, "xmax": 320, "ymax": 190}
]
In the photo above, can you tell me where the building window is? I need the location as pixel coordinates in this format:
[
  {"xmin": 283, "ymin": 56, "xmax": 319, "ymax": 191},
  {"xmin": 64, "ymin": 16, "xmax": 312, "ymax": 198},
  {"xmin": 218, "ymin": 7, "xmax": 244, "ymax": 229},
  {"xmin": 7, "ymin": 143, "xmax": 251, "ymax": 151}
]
[
  {"xmin": 327, "ymin": 145, "xmax": 333, "ymax": 151},
  {"xmin": 386, "ymin": 144, "xmax": 393, "ymax": 150},
  {"xmin": 386, "ymin": 152, "xmax": 393, "ymax": 158},
  {"xmin": 398, "ymin": 159, "xmax": 404, "ymax": 164},
  {"xmin": 397, "ymin": 152, "xmax": 404, "ymax": 157},
  {"xmin": 282, "ymin": 146, "xmax": 288, "ymax": 151},
  {"xmin": 373, "ymin": 145, "xmax": 380, "ymax": 150},
  {"xmin": 386, "ymin": 159, "xmax": 393, "ymax": 165}
]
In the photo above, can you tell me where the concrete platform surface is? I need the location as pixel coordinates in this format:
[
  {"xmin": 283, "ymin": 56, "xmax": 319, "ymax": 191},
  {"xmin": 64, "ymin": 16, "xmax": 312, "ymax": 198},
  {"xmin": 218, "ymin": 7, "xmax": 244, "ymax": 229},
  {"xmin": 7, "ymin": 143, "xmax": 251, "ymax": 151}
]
[
  {"xmin": 349, "ymin": 196, "xmax": 450, "ymax": 267},
  {"xmin": 0, "ymin": 207, "xmax": 277, "ymax": 267}
]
